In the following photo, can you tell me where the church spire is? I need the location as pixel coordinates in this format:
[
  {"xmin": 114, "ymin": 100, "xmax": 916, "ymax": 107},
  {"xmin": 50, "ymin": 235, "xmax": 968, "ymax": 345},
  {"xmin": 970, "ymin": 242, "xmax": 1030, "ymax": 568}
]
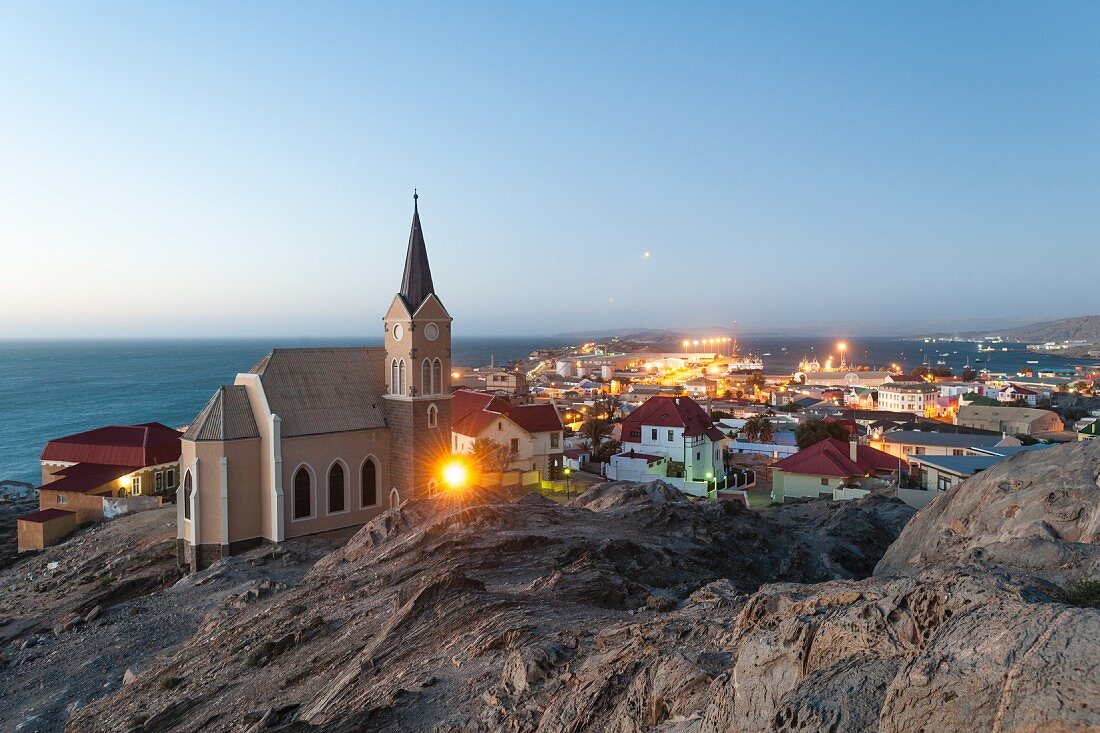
[{"xmin": 399, "ymin": 190, "xmax": 435, "ymax": 311}]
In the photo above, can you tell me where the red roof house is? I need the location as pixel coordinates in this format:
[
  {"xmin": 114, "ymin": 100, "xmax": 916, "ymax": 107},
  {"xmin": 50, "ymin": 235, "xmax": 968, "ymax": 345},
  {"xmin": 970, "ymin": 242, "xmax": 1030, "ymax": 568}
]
[
  {"xmin": 772, "ymin": 437, "xmax": 897, "ymax": 479},
  {"xmin": 40, "ymin": 423, "xmax": 182, "ymax": 468},
  {"xmin": 621, "ymin": 395, "xmax": 726, "ymax": 444}
]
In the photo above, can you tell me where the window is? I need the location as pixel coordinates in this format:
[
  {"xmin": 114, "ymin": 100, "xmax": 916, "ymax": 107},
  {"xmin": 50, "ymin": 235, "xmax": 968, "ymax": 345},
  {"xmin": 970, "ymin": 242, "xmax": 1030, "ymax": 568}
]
[
  {"xmin": 293, "ymin": 467, "xmax": 312, "ymax": 519},
  {"xmin": 155, "ymin": 472, "xmax": 164, "ymax": 491},
  {"xmin": 696, "ymin": 451, "xmax": 701, "ymax": 460},
  {"xmin": 132, "ymin": 476, "xmax": 141, "ymax": 495},
  {"xmin": 389, "ymin": 487, "xmax": 400, "ymax": 509},
  {"xmin": 399, "ymin": 360, "xmax": 407, "ymax": 396},
  {"xmin": 938, "ymin": 476, "xmax": 952, "ymax": 491},
  {"xmin": 422, "ymin": 359, "xmax": 433, "ymax": 395},
  {"xmin": 427, "ymin": 404, "xmax": 438, "ymax": 428},
  {"xmin": 328, "ymin": 463, "xmax": 345, "ymax": 513},
  {"xmin": 952, "ymin": 449, "xmax": 964, "ymax": 456},
  {"xmin": 510, "ymin": 438, "xmax": 519, "ymax": 453},
  {"xmin": 914, "ymin": 447, "xmax": 925, "ymax": 455},
  {"xmin": 498, "ymin": 421, "xmax": 503, "ymax": 431},
  {"xmin": 433, "ymin": 359, "xmax": 443, "ymax": 392},
  {"xmin": 57, "ymin": 493, "xmax": 68, "ymax": 505},
  {"xmin": 391, "ymin": 359, "xmax": 399, "ymax": 394},
  {"xmin": 651, "ymin": 429, "xmax": 657, "ymax": 440},
  {"xmin": 667, "ymin": 430, "xmax": 674, "ymax": 442},
  {"xmin": 166, "ymin": 468, "xmax": 176, "ymax": 489},
  {"xmin": 550, "ymin": 432, "xmax": 560, "ymax": 449},
  {"xmin": 183, "ymin": 471, "xmax": 192, "ymax": 521},
  {"xmin": 820, "ymin": 478, "xmax": 829, "ymax": 487},
  {"xmin": 361, "ymin": 459, "xmax": 378, "ymax": 507}
]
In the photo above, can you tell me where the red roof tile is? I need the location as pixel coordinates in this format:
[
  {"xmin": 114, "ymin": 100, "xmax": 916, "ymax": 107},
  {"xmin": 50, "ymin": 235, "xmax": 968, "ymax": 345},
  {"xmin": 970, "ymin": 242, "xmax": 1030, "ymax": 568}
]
[
  {"xmin": 772, "ymin": 438, "xmax": 898, "ymax": 478},
  {"xmin": 451, "ymin": 390, "xmax": 562, "ymax": 437},
  {"xmin": 40, "ymin": 423, "xmax": 182, "ymax": 468},
  {"xmin": 621, "ymin": 395, "xmax": 721, "ymax": 443},
  {"xmin": 18, "ymin": 508, "xmax": 77, "ymax": 524},
  {"xmin": 39, "ymin": 463, "xmax": 132, "ymax": 494}
]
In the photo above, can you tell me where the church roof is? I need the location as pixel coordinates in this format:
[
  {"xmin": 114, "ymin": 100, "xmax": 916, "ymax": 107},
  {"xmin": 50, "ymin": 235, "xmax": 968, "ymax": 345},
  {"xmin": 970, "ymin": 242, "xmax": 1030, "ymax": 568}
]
[
  {"xmin": 248, "ymin": 347, "xmax": 388, "ymax": 437},
  {"xmin": 399, "ymin": 193, "xmax": 436, "ymax": 312},
  {"xmin": 183, "ymin": 386, "xmax": 260, "ymax": 442}
]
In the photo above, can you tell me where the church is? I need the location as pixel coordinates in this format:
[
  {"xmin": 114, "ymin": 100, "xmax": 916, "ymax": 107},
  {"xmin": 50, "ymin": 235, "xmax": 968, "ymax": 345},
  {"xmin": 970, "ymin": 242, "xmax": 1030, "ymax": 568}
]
[{"xmin": 177, "ymin": 195, "xmax": 453, "ymax": 570}]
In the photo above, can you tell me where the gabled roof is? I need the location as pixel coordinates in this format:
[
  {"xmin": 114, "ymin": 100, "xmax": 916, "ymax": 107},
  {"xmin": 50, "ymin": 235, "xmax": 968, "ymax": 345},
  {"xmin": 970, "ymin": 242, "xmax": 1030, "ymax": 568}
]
[
  {"xmin": 451, "ymin": 390, "xmax": 563, "ymax": 437},
  {"xmin": 773, "ymin": 438, "xmax": 897, "ymax": 478},
  {"xmin": 18, "ymin": 508, "xmax": 76, "ymax": 524},
  {"xmin": 40, "ymin": 423, "xmax": 182, "ymax": 468},
  {"xmin": 1079, "ymin": 421, "xmax": 1099, "ymax": 436},
  {"xmin": 882, "ymin": 431, "xmax": 1005, "ymax": 448},
  {"xmin": 38, "ymin": 463, "xmax": 132, "ymax": 493},
  {"xmin": 621, "ymin": 395, "xmax": 725, "ymax": 442},
  {"xmin": 248, "ymin": 347, "xmax": 387, "ymax": 437},
  {"xmin": 183, "ymin": 386, "xmax": 260, "ymax": 442},
  {"xmin": 399, "ymin": 193, "xmax": 436, "ymax": 312}
]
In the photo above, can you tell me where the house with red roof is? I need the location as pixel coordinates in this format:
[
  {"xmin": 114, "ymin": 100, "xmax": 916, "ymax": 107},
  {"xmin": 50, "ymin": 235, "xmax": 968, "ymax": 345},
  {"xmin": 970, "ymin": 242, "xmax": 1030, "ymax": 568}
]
[
  {"xmin": 770, "ymin": 437, "xmax": 898, "ymax": 502},
  {"xmin": 606, "ymin": 395, "xmax": 729, "ymax": 496},
  {"xmin": 18, "ymin": 422, "xmax": 182, "ymax": 550},
  {"xmin": 451, "ymin": 390, "xmax": 565, "ymax": 479}
]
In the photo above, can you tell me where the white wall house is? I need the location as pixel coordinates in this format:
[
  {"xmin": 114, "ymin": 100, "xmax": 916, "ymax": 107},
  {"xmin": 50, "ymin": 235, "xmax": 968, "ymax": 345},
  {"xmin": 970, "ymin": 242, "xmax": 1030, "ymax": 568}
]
[
  {"xmin": 877, "ymin": 383, "xmax": 940, "ymax": 416},
  {"xmin": 606, "ymin": 395, "xmax": 727, "ymax": 496}
]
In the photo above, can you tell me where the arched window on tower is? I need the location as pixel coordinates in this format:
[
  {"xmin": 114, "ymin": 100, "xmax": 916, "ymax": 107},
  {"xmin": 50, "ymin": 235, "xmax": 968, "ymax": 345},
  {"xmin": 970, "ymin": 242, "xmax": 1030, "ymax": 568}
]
[
  {"xmin": 183, "ymin": 470, "xmax": 193, "ymax": 521},
  {"xmin": 399, "ymin": 360, "xmax": 407, "ymax": 396},
  {"xmin": 293, "ymin": 467, "xmax": 312, "ymax": 519},
  {"xmin": 391, "ymin": 359, "xmax": 399, "ymax": 395},
  {"xmin": 427, "ymin": 403, "xmax": 438, "ymax": 428},
  {"xmin": 361, "ymin": 458, "xmax": 378, "ymax": 507},
  {"xmin": 328, "ymin": 463, "xmax": 345, "ymax": 513},
  {"xmin": 433, "ymin": 359, "xmax": 443, "ymax": 393},
  {"xmin": 422, "ymin": 358, "xmax": 433, "ymax": 395}
]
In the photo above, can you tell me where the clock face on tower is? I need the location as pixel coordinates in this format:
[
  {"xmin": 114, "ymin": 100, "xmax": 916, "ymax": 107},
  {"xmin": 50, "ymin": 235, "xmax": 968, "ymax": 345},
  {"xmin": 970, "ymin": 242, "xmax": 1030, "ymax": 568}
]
[
  {"xmin": 424, "ymin": 323, "xmax": 439, "ymax": 341},
  {"xmin": 392, "ymin": 324, "xmax": 404, "ymax": 341}
]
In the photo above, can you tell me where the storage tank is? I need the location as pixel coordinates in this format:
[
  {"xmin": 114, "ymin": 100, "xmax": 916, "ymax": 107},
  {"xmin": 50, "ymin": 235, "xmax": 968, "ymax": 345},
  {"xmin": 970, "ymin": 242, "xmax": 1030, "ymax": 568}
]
[{"xmin": 556, "ymin": 360, "xmax": 575, "ymax": 377}]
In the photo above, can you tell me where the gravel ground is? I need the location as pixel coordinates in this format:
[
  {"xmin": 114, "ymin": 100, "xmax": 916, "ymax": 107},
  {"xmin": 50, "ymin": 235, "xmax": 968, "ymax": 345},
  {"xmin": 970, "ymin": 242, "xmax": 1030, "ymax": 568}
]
[{"xmin": 0, "ymin": 507, "xmax": 353, "ymax": 733}]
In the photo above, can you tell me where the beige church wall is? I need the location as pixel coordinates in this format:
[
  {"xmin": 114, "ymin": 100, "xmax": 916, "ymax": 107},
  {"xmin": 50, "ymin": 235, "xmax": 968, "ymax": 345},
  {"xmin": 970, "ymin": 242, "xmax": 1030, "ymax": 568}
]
[
  {"xmin": 222, "ymin": 438, "xmax": 263, "ymax": 543},
  {"xmin": 280, "ymin": 428, "xmax": 390, "ymax": 539},
  {"xmin": 189, "ymin": 441, "xmax": 227, "ymax": 547}
]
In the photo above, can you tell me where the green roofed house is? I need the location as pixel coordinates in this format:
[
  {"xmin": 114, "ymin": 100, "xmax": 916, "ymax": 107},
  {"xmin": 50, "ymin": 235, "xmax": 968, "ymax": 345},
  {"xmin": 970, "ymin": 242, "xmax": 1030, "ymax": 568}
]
[{"xmin": 1080, "ymin": 421, "xmax": 1099, "ymax": 441}]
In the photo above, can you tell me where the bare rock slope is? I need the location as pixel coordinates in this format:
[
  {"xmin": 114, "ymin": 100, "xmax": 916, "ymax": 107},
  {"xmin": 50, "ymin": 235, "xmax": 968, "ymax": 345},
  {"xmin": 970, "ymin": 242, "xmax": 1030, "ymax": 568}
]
[{"xmin": 65, "ymin": 444, "xmax": 1100, "ymax": 733}]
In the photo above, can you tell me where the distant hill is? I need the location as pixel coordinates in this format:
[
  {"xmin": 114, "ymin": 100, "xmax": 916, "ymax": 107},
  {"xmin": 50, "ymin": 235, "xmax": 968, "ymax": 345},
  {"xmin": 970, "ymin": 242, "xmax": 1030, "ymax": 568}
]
[{"xmin": 1000, "ymin": 315, "xmax": 1100, "ymax": 343}]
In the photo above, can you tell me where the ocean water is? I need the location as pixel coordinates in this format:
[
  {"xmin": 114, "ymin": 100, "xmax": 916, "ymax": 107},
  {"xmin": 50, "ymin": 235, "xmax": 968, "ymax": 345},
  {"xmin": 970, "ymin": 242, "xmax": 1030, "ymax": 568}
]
[
  {"xmin": 0, "ymin": 337, "xmax": 569, "ymax": 484},
  {"xmin": 0, "ymin": 336, "xmax": 1094, "ymax": 484}
]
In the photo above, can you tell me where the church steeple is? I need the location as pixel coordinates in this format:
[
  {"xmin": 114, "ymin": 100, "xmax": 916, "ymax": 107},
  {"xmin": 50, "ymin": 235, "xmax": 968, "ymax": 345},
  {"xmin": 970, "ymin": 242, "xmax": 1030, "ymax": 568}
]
[{"xmin": 399, "ymin": 190, "xmax": 435, "ymax": 312}]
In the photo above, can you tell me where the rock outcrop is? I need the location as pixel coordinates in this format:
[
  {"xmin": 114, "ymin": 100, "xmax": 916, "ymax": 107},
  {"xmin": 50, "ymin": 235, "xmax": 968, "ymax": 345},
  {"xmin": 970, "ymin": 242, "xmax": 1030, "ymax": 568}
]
[{"xmin": 52, "ymin": 441, "xmax": 1100, "ymax": 732}]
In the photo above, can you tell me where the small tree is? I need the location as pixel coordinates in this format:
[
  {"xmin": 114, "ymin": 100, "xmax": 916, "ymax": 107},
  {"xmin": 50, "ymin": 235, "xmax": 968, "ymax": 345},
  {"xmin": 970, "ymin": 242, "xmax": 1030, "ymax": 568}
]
[
  {"xmin": 580, "ymin": 418, "xmax": 613, "ymax": 451},
  {"xmin": 592, "ymin": 439, "xmax": 621, "ymax": 464},
  {"xmin": 744, "ymin": 371, "xmax": 767, "ymax": 393},
  {"xmin": 741, "ymin": 414, "xmax": 774, "ymax": 443},
  {"xmin": 471, "ymin": 438, "xmax": 517, "ymax": 472},
  {"xmin": 962, "ymin": 368, "xmax": 978, "ymax": 382},
  {"xmin": 795, "ymin": 419, "xmax": 850, "ymax": 449}
]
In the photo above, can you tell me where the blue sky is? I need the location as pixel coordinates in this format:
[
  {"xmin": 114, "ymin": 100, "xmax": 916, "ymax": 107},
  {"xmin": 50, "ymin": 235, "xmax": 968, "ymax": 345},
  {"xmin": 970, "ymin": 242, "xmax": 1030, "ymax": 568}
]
[{"xmin": 1, "ymin": 2, "xmax": 1097, "ymax": 338}]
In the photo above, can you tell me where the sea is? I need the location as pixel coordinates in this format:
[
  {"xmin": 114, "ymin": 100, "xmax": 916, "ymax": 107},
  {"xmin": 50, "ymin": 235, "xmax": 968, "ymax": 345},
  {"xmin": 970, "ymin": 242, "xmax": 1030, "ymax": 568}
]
[{"xmin": 1, "ymin": 336, "xmax": 1096, "ymax": 484}]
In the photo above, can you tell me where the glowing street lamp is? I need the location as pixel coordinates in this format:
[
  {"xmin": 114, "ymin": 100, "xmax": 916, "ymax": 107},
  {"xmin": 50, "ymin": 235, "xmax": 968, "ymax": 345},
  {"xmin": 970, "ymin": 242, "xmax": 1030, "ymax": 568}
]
[
  {"xmin": 442, "ymin": 461, "xmax": 469, "ymax": 491},
  {"xmin": 563, "ymin": 466, "xmax": 572, "ymax": 498}
]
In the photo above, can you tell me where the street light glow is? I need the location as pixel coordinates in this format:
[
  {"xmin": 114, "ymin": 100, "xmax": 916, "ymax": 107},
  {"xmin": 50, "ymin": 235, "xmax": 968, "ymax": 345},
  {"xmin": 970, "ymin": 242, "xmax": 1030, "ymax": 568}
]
[{"xmin": 442, "ymin": 461, "xmax": 469, "ymax": 490}]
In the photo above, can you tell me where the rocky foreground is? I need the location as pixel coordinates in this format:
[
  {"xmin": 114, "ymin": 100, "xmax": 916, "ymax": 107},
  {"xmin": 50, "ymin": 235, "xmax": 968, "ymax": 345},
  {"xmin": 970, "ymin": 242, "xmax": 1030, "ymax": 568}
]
[{"xmin": 52, "ymin": 441, "xmax": 1098, "ymax": 732}]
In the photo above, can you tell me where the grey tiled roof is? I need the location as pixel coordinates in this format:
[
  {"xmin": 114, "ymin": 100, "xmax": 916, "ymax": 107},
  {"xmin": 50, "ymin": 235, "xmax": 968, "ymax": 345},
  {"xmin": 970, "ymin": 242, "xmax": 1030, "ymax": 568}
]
[
  {"xmin": 882, "ymin": 431, "xmax": 1004, "ymax": 448},
  {"xmin": 184, "ymin": 386, "xmax": 260, "ymax": 442},
  {"xmin": 249, "ymin": 347, "xmax": 388, "ymax": 437}
]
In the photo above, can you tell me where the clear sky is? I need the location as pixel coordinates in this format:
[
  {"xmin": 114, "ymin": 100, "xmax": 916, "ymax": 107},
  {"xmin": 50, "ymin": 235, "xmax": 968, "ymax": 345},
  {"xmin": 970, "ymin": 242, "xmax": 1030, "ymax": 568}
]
[{"xmin": 1, "ymin": 2, "xmax": 1098, "ymax": 338}]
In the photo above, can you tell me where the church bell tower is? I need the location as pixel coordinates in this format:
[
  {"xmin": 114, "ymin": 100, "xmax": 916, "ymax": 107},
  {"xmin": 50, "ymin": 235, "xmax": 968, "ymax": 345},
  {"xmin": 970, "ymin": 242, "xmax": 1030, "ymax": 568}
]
[{"xmin": 383, "ymin": 192, "xmax": 453, "ymax": 502}]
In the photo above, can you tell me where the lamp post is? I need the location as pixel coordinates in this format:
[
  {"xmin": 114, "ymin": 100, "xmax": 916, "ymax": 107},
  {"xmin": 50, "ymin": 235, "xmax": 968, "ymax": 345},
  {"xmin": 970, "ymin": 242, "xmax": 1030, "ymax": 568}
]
[{"xmin": 563, "ymin": 467, "xmax": 572, "ymax": 498}]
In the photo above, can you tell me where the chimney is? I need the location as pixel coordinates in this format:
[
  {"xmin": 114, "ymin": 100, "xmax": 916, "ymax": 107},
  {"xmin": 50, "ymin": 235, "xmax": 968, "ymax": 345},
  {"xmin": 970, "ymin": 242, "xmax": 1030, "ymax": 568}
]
[{"xmin": 850, "ymin": 438, "xmax": 858, "ymax": 463}]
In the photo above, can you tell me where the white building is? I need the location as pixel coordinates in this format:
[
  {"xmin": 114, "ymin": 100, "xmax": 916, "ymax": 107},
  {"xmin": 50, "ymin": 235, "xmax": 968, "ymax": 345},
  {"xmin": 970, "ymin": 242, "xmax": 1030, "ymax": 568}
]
[
  {"xmin": 606, "ymin": 395, "xmax": 727, "ymax": 496},
  {"xmin": 877, "ymin": 382, "xmax": 940, "ymax": 416}
]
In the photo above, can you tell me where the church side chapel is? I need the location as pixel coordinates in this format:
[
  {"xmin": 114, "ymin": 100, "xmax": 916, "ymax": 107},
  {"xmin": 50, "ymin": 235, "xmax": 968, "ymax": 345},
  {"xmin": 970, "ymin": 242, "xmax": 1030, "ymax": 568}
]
[{"xmin": 177, "ymin": 195, "xmax": 453, "ymax": 571}]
